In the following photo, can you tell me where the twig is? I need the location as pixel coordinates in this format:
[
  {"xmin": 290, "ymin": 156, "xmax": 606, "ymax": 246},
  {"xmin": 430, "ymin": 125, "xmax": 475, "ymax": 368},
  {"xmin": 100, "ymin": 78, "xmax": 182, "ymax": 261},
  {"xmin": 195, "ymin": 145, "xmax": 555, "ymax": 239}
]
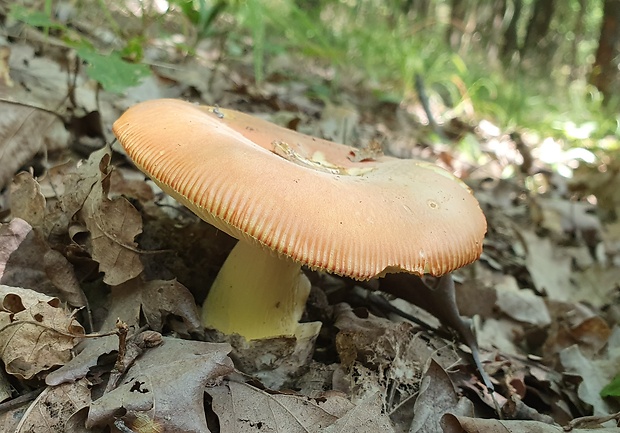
[
  {"xmin": 0, "ymin": 388, "xmax": 44, "ymax": 414},
  {"xmin": 114, "ymin": 319, "xmax": 129, "ymax": 372},
  {"xmin": 0, "ymin": 99, "xmax": 66, "ymax": 122},
  {"xmin": 114, "ymin": 418, "xmax": 136, "ymax": 433},
  {"xmin": 106, "ymin": 325, "xmax": 161, "ymax": 393},
  {"xmin": 563, "ymin": 411, "xmax": 620, "ymax": 431},
  {"xmin": 0, "ymin": 320, "xmax": 118, "ymax": 339}
]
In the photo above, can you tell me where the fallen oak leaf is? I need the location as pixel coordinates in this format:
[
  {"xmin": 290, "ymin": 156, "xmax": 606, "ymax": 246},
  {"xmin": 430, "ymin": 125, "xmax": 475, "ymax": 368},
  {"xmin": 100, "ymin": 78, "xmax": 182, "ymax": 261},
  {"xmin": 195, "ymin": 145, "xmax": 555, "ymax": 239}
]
[
  {"xmin": 77, "ymin": 147, "xmax": 143, "ymax": 286},
  {"xmin": 0, "ymin": 285, "xmax": 84, "ymax": 380},
  {"xmin": 440, "ymin": 413, "xmax": 620, "ymax": 433},
  {"xmin": 409, "ymin": 358, "xmax": 473, "ymax": 433},
  {"xmin": 209, "ymin": 382, "xmax": 395, "ymax": 433},
  {"xmin": 45, "ymin": 278, "xmax": 201, "ymax": 386},
  {"xmin": 372, "ymin": 273, "xmax": 494, "ymax": 391},
  {"xmin": 14, "ymin": 378, "xmax": 91, "ymax": 433},
  {"xmin": 209, "ymin": 381, "xmax": 341, "ymax": 433},
  {"xmin": 0, "ymin": 218, "xmax": 87, "ymax": 307},
  {"xmin": 86, "ymin": 337, "xmax": 233, "ymax": 433},
  {"xmin": 36, "ymin": 147, "xmax": 109, "ymax": 241},
  {"xmin": 322, "ymin": 392, "xmax": 395, "ymax": 433},
  {"xmin": 9, "ymin": 172, "xmax": 46, "ymax": 231}
]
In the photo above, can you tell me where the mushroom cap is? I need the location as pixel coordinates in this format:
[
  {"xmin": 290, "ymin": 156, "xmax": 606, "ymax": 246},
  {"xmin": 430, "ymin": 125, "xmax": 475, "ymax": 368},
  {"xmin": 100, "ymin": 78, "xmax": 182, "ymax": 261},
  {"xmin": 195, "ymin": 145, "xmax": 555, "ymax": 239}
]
[{"xmin": 113, "ymin": 99, "xmax": 486, "ymax": 280}]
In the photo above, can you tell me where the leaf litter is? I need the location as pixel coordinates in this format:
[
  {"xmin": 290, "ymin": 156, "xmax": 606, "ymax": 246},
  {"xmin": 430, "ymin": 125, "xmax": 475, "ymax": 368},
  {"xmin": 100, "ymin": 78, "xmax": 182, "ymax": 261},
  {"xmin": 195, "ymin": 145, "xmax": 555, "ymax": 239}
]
[{"xmin": 0, "ymin": 9, "xmax": 619, "ymax": 433}]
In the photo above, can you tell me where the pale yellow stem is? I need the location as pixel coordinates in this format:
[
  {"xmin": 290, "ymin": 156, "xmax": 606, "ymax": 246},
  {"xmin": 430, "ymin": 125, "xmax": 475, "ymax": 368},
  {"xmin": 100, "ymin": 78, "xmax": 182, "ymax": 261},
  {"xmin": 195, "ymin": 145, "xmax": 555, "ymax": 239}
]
[{"xmin": 202, "ymin": 241, "xmax": 315, "ymax": 340}]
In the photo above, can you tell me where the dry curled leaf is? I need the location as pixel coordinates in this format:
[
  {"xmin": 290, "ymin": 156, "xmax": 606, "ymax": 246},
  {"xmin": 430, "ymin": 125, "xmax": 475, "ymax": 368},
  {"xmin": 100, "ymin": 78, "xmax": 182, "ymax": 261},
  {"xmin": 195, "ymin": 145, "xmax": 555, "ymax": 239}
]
[
  {"xmin": 210, "ymin": 382, "xmax": 394, "ymax": 433},
  {"xmin": 9, "ymin": 172, "xmax": 46, "ymax": 230},
  {"xmin": 15, "ymin": 378, "xmax": 91, "ymax": 432},
  {"xmin": 77, "ymin": 147, "xmax": 144, "ymax": 285},
  {"xmin": 440, "ymin": 413, "xmax": 620, "ymax": 433},
  {"xmin": 0, "ymin": 101, "xmax": 69, "ymax": 191},
  {"xmin": 0, "ymin": 218, "xmax": 87, "ymax": 307},
  {"xmin": 86, "ymin": 337, "xmax": 233, "ymax": 433},
  {"xmin": 0, "ymin": 285, "xmax": 84, "ymax": 380},
  {"xmin": 409, "ymin": 359, "xmax": 473, "ymax": 433},
  {"xmin": 45, "ymin": 278, "xmax": 200, "ymax": 386}
]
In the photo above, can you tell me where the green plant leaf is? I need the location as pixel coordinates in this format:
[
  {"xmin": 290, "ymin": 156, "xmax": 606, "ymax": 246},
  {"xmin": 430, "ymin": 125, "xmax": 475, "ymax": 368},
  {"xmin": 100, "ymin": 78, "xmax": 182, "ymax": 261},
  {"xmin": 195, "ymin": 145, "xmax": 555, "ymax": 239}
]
[
  {"xmin": 74, "ymin": 45, "xmax": 150, "ymax": 93},
  {"xmin": 9, "ymin": 4, "xmax": 65, "ymax": 30},
  {"xmin": 170, "ymin": 0, "xmax": 227, "ymax": 37},
  {"xmin": 601, "ymin": 375, "xmax": 620, "ymax": 398}
]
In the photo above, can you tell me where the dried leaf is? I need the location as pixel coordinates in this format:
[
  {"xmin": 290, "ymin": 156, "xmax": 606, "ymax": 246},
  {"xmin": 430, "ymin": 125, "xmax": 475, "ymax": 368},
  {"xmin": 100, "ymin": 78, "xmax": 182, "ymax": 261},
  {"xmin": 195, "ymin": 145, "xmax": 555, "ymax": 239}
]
[
  {"xmin": 376, "ymin": 274, "xmax": 493, "ymax": 390},
  {"xmin": 77, "ymin": 147, "xmax": 144, "ymax": 285},
  {"xmin": 496, "ymin": 285, "xmax": 551, "ymax": 326},
  {"xmin": 86, "ymin": 337, "xmax": 233, "ymax": 432},
  {"xmin": 15, "ymin": 379, "xmax": 90, "ymax": 432},
  {"xmin": 536, "ymin": 197, "xmax": 601, "ymax": 236},
  {"xmin": 112, "ymin": 278, "xmax": 203, "ymax": 333},
  {"xmin": 211, "ymin": 382, "xmax": 334, "ymax": 432},
  {"xmin": 333, "ymin": 303, "xmax": 462, "ymax": 415},
  {"xmin": 45, "ymin": 334, "xmax": 117, "ymax": 387},
  {"xmin": 441, "ymin": 413, "xmax": 620, "ymax": 433},
  {"xmin": 559, "ymin": 328, "xmax": 620, "ymax": 416},
  {"xmin": 0, "ymin": 218, "xmax": 87, "ymax": 307},
  {"xmin": 35, "ymin": 157, "xmax": 101, "ymax": 242},
  {"xmin": 409, "ymin": 359, "xmax": 473, "ymax": 433},
  {"xmin": 322, "ymin": 393, "xmax": 395, "ymax": 433},
  {"xmin": 0, "ymin": 101, "xmax": 68, "ymax": 190},
  {"xmin": 0, "ymin": 369, "xmax": 11, "ymax": 402},
  {"xmin": 0, "ymin": 285, "xmax": 84, "ymax": 379},
  {"xmin": 9, "ymin": 172, "xmax": 46, "ymax": 230},
  {"xmin": 522, "ymin": 230, "xmax": 574, "ymax": 302},
  {"xmin": 45, "ymin": 278, "xmax": 201, "ymax": 386}
]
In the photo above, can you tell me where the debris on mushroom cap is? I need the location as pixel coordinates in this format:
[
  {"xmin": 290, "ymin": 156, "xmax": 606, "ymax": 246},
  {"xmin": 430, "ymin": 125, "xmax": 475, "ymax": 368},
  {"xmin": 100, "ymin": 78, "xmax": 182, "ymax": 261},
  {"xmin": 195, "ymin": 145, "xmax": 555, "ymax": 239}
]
[{"xmin": 113, "ymin": 99, "xmax": 487, "ymax": 280}]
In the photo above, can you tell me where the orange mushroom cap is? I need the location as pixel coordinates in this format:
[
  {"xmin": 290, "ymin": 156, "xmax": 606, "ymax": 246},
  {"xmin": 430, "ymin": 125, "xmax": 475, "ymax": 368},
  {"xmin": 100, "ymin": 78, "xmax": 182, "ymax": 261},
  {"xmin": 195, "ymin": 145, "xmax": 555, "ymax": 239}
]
[{"xmin": 113, "ymin": 99, "xmax": 486, "ymax": 280}]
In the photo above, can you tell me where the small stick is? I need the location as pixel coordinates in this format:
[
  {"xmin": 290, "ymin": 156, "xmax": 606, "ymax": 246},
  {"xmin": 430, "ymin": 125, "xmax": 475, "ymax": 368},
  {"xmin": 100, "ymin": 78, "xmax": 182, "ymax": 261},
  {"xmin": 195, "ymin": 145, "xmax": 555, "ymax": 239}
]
[{"xmin": 563, "ymin": 411, "xmax": 620, "ymax": 431}]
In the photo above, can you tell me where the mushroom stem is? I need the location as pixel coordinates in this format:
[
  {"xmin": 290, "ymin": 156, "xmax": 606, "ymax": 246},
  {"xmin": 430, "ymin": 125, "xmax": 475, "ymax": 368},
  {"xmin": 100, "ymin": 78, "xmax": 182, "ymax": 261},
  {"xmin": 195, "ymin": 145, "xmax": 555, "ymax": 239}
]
[{"xmin": 202, "ymin": 241, "xmax": 313, "ymax": 340}]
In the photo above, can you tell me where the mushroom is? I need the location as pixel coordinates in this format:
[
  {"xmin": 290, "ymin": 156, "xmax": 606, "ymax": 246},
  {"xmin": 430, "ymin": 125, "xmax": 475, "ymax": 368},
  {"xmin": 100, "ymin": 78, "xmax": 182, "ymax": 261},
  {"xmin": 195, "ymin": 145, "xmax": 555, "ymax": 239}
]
[{"xmin": 112, "ymin": 99, "xmax": 486, "ymax": 342}]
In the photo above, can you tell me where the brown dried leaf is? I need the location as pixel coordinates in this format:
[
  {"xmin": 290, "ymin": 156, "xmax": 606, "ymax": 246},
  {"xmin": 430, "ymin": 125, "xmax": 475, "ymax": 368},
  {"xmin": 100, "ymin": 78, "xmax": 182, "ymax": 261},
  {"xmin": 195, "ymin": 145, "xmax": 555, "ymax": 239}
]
[
  {"xmin": 0, "ymin": 218, "xmax": 87, "ymax": 307},
  {"xmin": 15, "ymin": 379, "xmax": 90, "ymax": 432},
  {"xmin": 45, "ymin": 278, "xmax": 201, "ymax": 386},
  {"xmin": 39, "ymin": 151, "xmax": 105, "ymax": 240},
  {"xmin": 0, "ymin": 101, "xmax": 69, "ymax": 190},
  {"xmin": 45, "ymin": 334, "xmax": 117, "ymax": 387},
  {"xmin": 496, "ymin": 282, "xmax": 551, "ymax": 326},
  {"xmin": 441, "ymin": 413, "xmax": 620, "ymax": 433},
  {"xmin": 559, "ymin": 328, "xmax": 620, "ymax": 417},
  {"xmin": 322, "ymin": 393, "xmax": 395, "ymax": 433},
  {"xmin": 9, "ymin": 172, "xmax": 46, "ymax": 230},
  {"xmin": 522, "ymin": 230, "xmax": 574, "ymax": 302},
  {"xmin": 544, "ymin": 303, "xmax": 612, "ymax": 358},
  {"xmin": 409, "ymin": 359, "xmax": 473, "ymax": 433},
  {"xmin": 333, "ymin": 303, "xmax": 462, "ymax": 416},
  {"xmin": 210, "ymin": 381, "xmax": 393, "ymax": 433},
  {"xmin": 211, "ymin": 382, "xmax": 335, "ymax": 432},
  {"xmin": 86, "ymin": 337, "xmax": 233, "ymax": 432},
  {"xmin": 111, "ymin": 278, "xmax": 203, "ymax": 333},
  {"xmin": 0, "ymin": 370, "xmax": 10, "ymax": 403},
  {"xmin": 77, "ymin": 148, "xmax": 144, "ymax": 285},
  {"xmin": 0, "ymin": 285, "xmax": 84, "ymax": 379}
]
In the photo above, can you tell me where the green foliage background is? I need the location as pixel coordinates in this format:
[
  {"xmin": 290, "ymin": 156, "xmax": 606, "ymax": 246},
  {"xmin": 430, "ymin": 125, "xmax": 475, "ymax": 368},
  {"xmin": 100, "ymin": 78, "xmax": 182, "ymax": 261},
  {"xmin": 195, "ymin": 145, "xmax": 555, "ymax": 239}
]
[{"xmin": 8, "ymin": 0, "xmax": 619, "ymax": 146}]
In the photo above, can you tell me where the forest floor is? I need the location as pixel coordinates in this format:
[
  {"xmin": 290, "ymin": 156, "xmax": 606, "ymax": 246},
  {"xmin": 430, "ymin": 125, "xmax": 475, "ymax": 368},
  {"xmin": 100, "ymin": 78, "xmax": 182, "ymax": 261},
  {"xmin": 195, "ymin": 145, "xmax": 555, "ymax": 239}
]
[{"xmin": 1, "ymin": 11, "xmax": 620, "ymax": 433}]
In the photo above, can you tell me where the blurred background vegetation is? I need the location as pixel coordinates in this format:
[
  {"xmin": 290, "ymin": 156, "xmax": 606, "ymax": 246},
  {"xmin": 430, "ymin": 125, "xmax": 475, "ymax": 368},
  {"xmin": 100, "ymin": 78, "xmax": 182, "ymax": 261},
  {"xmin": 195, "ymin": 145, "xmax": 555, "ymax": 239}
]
[{"xmin": 4, "ymin": 0, "xmax": 620, "ymax": 149}]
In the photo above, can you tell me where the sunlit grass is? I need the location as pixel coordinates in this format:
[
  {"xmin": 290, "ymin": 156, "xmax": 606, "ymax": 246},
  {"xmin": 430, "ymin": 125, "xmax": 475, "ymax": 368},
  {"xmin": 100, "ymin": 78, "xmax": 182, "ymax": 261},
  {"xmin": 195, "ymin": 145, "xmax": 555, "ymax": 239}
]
[
  {"xmin": 232, "ymin": 1, "xmax": 618, "ymax": 146},
  {"xmin": 11, "ymin": 0, "xmax": 618, "ymax": 145}
]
